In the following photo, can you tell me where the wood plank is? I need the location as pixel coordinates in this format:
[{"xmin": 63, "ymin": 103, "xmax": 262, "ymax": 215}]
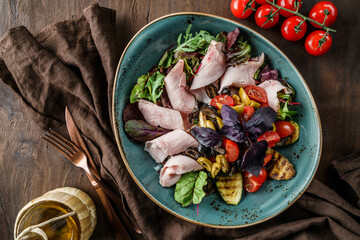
[{"xmin": 0, "ymin": 0, "xmax": 359, "ymax": 239}]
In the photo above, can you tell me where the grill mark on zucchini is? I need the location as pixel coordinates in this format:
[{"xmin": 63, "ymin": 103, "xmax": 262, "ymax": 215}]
[
  {"xmin": 267, "ymin": 149, "xmax": 296, "ymax": 180},
  {"xmin": 216, "ymin": 173, "xmax": 243, "ymax": 205}
]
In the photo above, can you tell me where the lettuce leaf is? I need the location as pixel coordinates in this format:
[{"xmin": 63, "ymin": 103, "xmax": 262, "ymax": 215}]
[
  {"xmin": 124, "ymin": 120, "xmax": 170, "ymax": 142},
  {"xmin": 226, "ymin": 40, "xmax": 251, "ymax": 66},
  {"xmin": 158, "ymin": 49, "xmax": 174, "ymax": 69},
  {"xmin": 260, "ymin": 65, "xmax": 279, "ymax": 82},
  {"xmin": 174, "ymin": 171, "xmax": 208, "ymax": 207},
  {"xmin": 225, "ymin": 28, "xmax": 240, "ymax": 51},
  {"xmin": 130, "ymin": 70, "xmax": 165, "ymax": 104}
]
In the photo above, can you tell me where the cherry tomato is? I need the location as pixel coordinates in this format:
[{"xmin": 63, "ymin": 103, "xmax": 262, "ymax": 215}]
[
  {"xmin": 255, "ymin": 4, "xmax": 280, "ymax": 29},
  {"xmin": 277, "ymin": 0, "xmax": 302, "ymax": 17},
  {"xmin": 309, "ymin": 1, "xmax": 338, "ymax": 28},
  {"xmin": 210, "ymin": 94, "xmax": 234, "ymax": 109},
  {"xmin": 263, "ymin": 153, "xmax": 272, "ymax": 166},
  {"xmin": 231, "ymin": 0, "xmax": 256, "ymax": 19},
  {"xmin": 260, "ymin": 103, "xmax": 269, "ymax": 108},
  {"xmin": 257, "ymin": 131, "xmax": 281, "ymax": 148},
  {"xmin": 305, "ymin": 30, "xmax": 332, "ymax": 56},
  {"xmin": 244, "ymin": 85, "xmax": 268, "ymax": 103},
  {"xmin": 243, "ymin": 168, "xmax": 267, "ymax": 192},
  {"xmin": 222, "ymin": 138, "xmax": 240, "ymax": 162},
  {"xmin": 281, "ymin": 16, "xmax": 307, "ymax": 41},
  {"xmin": 240, "ymin": 106, "xmax": 255, "ymax": 122},
  {"xmin": 255, "ymin": 0, "xmax": 268, "ymax": 4},
  {"xmin": 275, "ymin": 121, "xmax": 295, "ymax": 139}
]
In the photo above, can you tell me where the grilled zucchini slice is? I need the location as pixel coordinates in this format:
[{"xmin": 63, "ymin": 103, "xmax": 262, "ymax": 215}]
[
  {"xmin": 275, "ymin": 121, "xmax": 300, "ymax": 147},
  {"xmin": 216, "ymin": 173, "xmax": 243, "ymax": 205},
  {"xmin": 267, "ymin": 149, "xmax": 296, "ymax": 180}
]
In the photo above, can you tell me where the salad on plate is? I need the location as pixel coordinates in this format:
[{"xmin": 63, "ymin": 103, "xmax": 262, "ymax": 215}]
[{"xmin": 123, "ymin": 25, "xmax": 300, "ymax": 207}]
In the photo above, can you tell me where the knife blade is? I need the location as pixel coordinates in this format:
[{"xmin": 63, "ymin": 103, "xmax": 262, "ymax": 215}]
[{"xmin": 65, "ymin": 107, "xmax": 136, "ymax": 239}]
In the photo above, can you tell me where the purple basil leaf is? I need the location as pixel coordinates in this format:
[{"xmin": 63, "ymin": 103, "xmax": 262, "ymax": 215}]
[
  {"xmin": 125, "ymin": 120, "xmax": 170, "ymax": 142},
  {"xmin": 220, "ymin": 124, "xmax": 246, "ymax": 143},
  {"xmin": 221, "ymin": 105, "xmax": 239, "ymax": 126},
  {"xmin": 241, "ymin": 140, "xmax": 268, "ymax": 176},
  {"xmin": 191, "ymin": 127, "xmax": 222, "ymax": 148},
  {"xmin": 226, "ymin": 28, "xmax": 240, "ymax": 51},
  {"xmin": 260, "ymin": 65, "xmax": 279, "ymax": 82},
  {"xmin": 123, "ymin": 102, "xmax": 145, "ymax": 123},
  {"xmin": 245, "ymin": 107, "xmax": 277, "ymax": 141}
]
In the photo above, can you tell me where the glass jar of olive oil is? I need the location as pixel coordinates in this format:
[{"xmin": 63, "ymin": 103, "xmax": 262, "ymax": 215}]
[{"xmin": 14, "ymin": 187, "xmax": 96, "ymax": 240}]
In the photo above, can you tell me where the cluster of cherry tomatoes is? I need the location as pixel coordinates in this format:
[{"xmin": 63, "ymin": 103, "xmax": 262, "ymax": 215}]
[{"xmin": 230, "ymin": 0, "xmax": 338, "ymax": 56}]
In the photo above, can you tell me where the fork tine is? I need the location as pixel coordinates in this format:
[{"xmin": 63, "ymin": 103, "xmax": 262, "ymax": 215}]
[
  {"xmin": 41, "ymin": 134, "xmax": 73, "ymax": 158},
  {"xmin": 44, "ymin": 131, "xmax": 75, "ymax": 154},
  {"xmin": 48, "ymin": 128, "xmax": 79, "ymax": 151}
]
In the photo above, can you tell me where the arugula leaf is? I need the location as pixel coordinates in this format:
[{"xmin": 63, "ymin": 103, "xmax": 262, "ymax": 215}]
[
  {"xmin": 174, "ymin": 171, "xmax": 208, "ymax": 207},
  {"xmin": 130, "ymin": 70, "xmax": 165, "ymax": 104},
  {"xmin": 175, "ymin": 24, "xmax": 216, "ymax": 55},
  {"xmin": 277, "ymin": 100, "xmax": 298, "ymax": 120}
]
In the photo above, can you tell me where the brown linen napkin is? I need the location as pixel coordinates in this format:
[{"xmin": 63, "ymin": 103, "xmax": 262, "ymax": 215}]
[{"xmin": 1, "ymin": 4, "xmax": 360, "ymax": 240}]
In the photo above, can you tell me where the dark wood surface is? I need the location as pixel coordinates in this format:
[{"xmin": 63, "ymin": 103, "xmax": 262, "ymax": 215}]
[{"xmin": 0, "ymin": 0, "xmax": 359, "ymax": 239}]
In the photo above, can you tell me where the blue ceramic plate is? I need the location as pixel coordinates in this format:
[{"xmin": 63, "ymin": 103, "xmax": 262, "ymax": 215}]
[{"xmin": 112, "ymin": 13, "xmax": 322, "ymax": 228}]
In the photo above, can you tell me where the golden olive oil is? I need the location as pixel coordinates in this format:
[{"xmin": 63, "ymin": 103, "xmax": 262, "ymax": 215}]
[{"xmin": 17, "ymin": 201, "xmax": 81, "ymax": 240}]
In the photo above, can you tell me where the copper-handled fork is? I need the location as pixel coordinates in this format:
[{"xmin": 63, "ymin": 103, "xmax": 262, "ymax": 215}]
[{"xmin": 42, "ymin": 129, "xmax": 141, "ymax": 239}]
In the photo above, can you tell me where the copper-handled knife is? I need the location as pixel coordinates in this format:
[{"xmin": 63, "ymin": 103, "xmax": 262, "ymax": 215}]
[{"xmin": 65, "ymin": 107, "xmax": 141, "ymax": 239}]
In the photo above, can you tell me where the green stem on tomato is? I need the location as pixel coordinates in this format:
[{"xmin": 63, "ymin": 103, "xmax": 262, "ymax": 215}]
[
  {"xmin": 244, "ymin": 0, "xmax": 256, "ymax": 13},
  {"xmin": 315, "ymin": 30, "xmax": 330, "ymax": 50},
  {"xmin": 265, "ymin": 0, "xmax": 336, "ymax": 33},
  {"xmin": 294, "ymin": 18, "xmax": 306, "ymax": 33}
]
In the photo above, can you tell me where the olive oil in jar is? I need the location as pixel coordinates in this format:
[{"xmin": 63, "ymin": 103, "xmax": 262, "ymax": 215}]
[{"xmin": 17, "ymin": 201, "xmax": 81, "ymax": 240}]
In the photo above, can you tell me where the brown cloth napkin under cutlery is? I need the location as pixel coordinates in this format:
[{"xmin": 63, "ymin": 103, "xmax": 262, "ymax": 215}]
[{"xmin": 1, "ymin": 4, "xmax": 359, "ymax": 240}]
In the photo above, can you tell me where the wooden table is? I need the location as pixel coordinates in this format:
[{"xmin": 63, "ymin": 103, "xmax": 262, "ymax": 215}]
[{"xmin": 0, "ymin": 0, "xmax": 358, "ymax": 239}]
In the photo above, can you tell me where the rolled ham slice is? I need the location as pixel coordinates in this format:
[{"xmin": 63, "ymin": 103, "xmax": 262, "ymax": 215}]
[
  {"xmin": 190, "ymin": 41, "xmax": 226, "ymax": 90},
  {"xmin": 145, "ymin": 129, "xmax": 198, "ymax": 163},
  {"xmin": 190, "ymin": 80, "xmax": 219, "ymax": 104},
  {"xmin": 138, "ymin": 99, "xmax": 185, "ymax": 130},
  {"xmin": 159, "ymin": 155, "xmax": 204, "ymax": 187},
  {"xmin": 165, "ymin": 59, "xmax": 196, "ymax": 114},
  {"xmin": 258, "ymin": 80, "xmax": 290, "ymax": 112},
  {"xmin": 219, "ymin": 53, "xmax": 265, "ymax": 93}
]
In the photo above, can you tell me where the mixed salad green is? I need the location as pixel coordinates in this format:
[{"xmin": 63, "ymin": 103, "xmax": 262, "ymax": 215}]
[{"xmin": 124, "ymin": 25, "xmax": 301, "ymax": 207}]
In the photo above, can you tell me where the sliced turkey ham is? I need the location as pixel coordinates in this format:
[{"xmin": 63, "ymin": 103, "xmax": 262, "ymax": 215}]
[
  {"xmin": 138, "ymin": 99, "xmax": 185, "ymax": 130},
  {"xmin": 190, "ymin": 41, "xmax": 226, "ymax": 90},
  {"xmin": 219, "ymin": 53, "xmax": 265, "ymax": 93},
  {"xmin": 164, "ymin": 59, "xmax": 196, "ymax": 114},
  {"xmin": 159, "ymin": 155, "xmax": 204, "ymax": 187},
  {"xmin": 144, "ymin": 130, "xmax": 198, "ymax": 163},
  {"xmin": 258, "ymin": 80, "xmax": 290, "ymax": 112}
]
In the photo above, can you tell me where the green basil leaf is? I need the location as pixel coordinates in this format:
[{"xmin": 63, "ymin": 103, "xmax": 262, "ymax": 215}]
[{"xmin": 174, "ymin": 171, "xmax": 208, "ymax": 207}]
